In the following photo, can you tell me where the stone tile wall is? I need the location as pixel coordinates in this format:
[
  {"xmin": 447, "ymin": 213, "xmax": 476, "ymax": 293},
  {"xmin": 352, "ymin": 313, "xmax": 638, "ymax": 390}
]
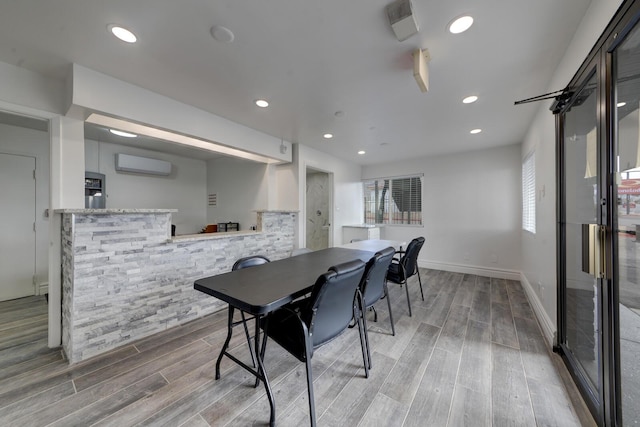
[{"xmin": 62, "ymin": 211, "xmax": 295, "ymax": 363}]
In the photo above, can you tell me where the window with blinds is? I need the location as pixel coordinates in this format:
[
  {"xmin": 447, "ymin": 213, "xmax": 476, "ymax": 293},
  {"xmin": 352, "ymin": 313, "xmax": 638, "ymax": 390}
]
[
  {"xmin": 522, "ymin": 152, "xmax": 536, "ymax": 233},
  {"xmin": 363, "ymin": 175, "xmax": 422, "ymax": 225}
]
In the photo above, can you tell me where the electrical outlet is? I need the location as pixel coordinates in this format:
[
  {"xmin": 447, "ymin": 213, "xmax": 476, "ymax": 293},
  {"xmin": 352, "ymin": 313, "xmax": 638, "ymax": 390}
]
[
  {"xmin": 490, "ymin": 253, "xmax": 498, "ymax": 263},
  {"xmin": 463, "ymin": 252, "xmax": 470, "ymax": 261}
]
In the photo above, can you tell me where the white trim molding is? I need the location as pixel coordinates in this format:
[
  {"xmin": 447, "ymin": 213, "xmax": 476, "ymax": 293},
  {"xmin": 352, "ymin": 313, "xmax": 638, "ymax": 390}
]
[
  {"xmin": 419, "ymin": 260, "xmax": 521, "ymax": 281},
  {"xmin": 520, "ymin": 272, "xmax": 556, "ymax": 347}
]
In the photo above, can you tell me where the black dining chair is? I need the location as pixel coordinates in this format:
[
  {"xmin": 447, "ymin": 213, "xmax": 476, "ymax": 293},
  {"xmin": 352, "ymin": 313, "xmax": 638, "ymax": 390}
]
[
  {"xmin": 386, "ymin": 237, "xmax": 425, "ymax": 317},
  {"xmin": 358, "ymin": 246, "xmax": 396, "ymax": 370},
  {"xmin": 231, "ymin": 255, "xmax": 271, "ymax": 368},
  {"xmin": 259, "ymin": 259, "xmax": 367, "ymax": 427}
]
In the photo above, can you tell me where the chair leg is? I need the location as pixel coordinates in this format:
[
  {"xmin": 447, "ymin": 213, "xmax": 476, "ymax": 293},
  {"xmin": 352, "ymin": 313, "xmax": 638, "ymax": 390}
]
[
  {"xmin": 384, "ymin": 283, "xmax": 395, "ymax": 336},
  {"xmin": 404, "ymin": 278, "xmax": 412, "ymax": 317},
  {"xmin": 417, "ymin": 268, "xmax": 425, "ymax": 301},
  {"xmin": 304, "ymin": 339, "xmax": 316, "ymax": 427},
  {"xmin": 360, "ymin": 299, "xmax": 373, "ymax": 372},
  {"xmin": 371, "ymin": 306, "xmax": 378, "ymax": 323},
  {"xmin": 356, "ymin": 293, "xmax": 371, "ymax": 375}
]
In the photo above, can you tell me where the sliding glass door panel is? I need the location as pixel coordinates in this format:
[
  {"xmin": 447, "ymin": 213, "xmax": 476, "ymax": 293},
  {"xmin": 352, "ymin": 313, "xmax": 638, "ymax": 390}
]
[
  {"xmin": 613, "ymin": 22, "xmax": 640, "ymax": 425},
  {"xmin": 561, "ymin": 72, "xmax": 603, "ymax": 395}
]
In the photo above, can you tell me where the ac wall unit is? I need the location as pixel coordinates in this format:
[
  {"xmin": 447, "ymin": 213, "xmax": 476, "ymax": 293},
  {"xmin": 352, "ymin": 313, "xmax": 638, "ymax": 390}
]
[{"xmin": 115, "ymin": 153, "xmax": 172, "ymax": 176}]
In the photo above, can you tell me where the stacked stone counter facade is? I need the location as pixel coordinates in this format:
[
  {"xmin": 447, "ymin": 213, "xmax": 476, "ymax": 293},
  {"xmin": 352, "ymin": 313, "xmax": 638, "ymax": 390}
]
[{"xmin": 59, "ymin": 209, "xmax": 296, "ymax": 363}]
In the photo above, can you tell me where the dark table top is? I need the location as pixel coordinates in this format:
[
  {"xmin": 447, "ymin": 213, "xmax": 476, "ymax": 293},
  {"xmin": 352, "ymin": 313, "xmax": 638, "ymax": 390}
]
[{"xmin": 194, "ymin": 247, "xmax": 374, "ymax": 315}]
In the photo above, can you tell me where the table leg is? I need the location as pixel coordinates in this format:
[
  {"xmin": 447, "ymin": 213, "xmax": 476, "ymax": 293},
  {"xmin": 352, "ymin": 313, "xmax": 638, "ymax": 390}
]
[
  {"xmin": 215, "ymin": 305, "xmax": 235, "ymax": 380},
  {"xmin": 254, "ymin": 315, "xmax": 275, "ymax": 426}
]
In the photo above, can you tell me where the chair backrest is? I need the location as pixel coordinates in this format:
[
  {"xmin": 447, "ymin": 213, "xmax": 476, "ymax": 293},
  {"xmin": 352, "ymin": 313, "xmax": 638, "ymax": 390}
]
[
  {"xmin": 360, "ymin": 246, "xmax": 395, "ymax": 307},
  {"xmin": 302, "ymin": 259, "xmax": 365, "ymax": 348},
  {"xmin": 232, "ymin": 255, "xmax": 270, "ymax": 271},
  {"xmin": 400, "ymin": 237, "xmax": 425, "ymax": 279}
]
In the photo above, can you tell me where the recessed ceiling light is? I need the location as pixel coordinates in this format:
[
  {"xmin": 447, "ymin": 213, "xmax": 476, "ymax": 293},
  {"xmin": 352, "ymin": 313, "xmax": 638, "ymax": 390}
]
[
  {"xmin": 617, "ymin": 101, "xmax": 627, "ymax": 107},
  {"xmin": 210, "ymin": 25, "xmax": 234, "ymax": 43},
  {"xmin": 109, "ymin": 129, "xmax": 137, "ymax": 138},
  {"xmin": 108, "ymin": 25, "xmax": 137, "ymax": 43},
  {"xmin": 358, "ymin": 150, "xmax": 366, "ymax": 155},
  {"xmin": 323, "ymin": 133, "xmax": 333, "ymax": 139},
  {"xmin": 255, "ymin": 99, "xmax": 269, "ymax": 108},
  {"xmin": 470, "ymin": 128, "xmax": 482, "ymax": 134},
  {"xmin": 448, "ymin": 15, "xmax": 474, "ymax": 34},
  {"xmin": 463, "ymin": 95, "xmax": 478, "ymax": 104}
]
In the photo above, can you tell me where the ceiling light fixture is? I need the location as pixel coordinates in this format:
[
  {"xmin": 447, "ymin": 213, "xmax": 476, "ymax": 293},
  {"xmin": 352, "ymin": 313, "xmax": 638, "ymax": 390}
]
[
  {"xmin": 255, "ymin": 99, "xmax": 269, "ymax": 108},
  {"xmin": 463, "ymin": 95, "xmax": 478, "ymax": 104},
  {"xmin": 108, "ymin": 25, "xmax": 137, "ymax": 43},
  {"xmin": 617, "ymin": 101, "xmax": 627, "ymax": 107},
  {"xmin": 109, "ymin": 129, "xmax": 137, "ymax": 138},
  {"xmin": 448, "ymin": 15, "xmax": 474, "ymax": 34},
  {"xmin": 358, "ymin": 150, "xmax": 366, "ymax": 155},
  {"xmin": 470, "ymin": 128, "xmax": 482, "ymax": 134},
  {"xmin": 323, "ymin": 133, "xmax": 333, "ymax": 139}
]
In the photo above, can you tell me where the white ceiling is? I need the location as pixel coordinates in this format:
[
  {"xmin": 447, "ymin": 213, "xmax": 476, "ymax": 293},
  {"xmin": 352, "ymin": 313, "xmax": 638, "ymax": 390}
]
[{"xmin": 0, "ymin": 0, "xmax": 592, "ymax": 165}]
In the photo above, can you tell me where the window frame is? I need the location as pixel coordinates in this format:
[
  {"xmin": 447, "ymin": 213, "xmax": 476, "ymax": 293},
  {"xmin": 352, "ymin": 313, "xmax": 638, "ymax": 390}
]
[
  {"xmin": 522, "ymin": 151, "xmax": 536, "ymax": 233},
  {"xmin": 362, "ymin": 174, "xmax": 423, "ymax": 226}
]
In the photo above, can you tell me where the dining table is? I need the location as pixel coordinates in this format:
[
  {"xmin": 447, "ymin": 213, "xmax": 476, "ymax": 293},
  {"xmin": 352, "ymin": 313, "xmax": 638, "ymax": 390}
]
[{"xmin": 193, "ymin": 246, "xmax": 378, "ymax": 426}]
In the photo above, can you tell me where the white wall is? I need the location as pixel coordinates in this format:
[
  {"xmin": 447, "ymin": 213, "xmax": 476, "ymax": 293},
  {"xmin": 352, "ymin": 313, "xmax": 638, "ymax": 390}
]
[
  {"xmin": 363, "ymin": 144, "xmax": 522, "ymax": 279},
  {"xmin": 206, "ymin": 157, "xmax": 269, "ymax": 231},
  {"xmin": 70, "ymin": 65, "xmax": 291, "ymax": 164},
  {"xmin": 85, "ymin": 139, "xmax": 207, "ymax": 235},
  {"xmin": 0, "ymin": 122, "xmax": 50, "ymax": 287},
  {"xmin": 521, "ymin": 0, "xmax": 624, "ymax": 342},
  {"xmin": 0, "ymin": 61, "xmax": 63, "ymax": 116}
]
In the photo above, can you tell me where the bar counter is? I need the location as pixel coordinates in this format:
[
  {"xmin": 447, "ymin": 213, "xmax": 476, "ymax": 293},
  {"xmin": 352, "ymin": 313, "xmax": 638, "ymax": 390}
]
[{"xmin": 58, "ymin": 208, "xmax": 296, "ymax": 363}]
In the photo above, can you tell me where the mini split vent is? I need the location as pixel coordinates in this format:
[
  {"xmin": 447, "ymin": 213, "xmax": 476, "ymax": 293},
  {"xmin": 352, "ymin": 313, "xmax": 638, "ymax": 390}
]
[{"xmin": 115, "ymin": 153, "xmax": 172, "ymax": 176}]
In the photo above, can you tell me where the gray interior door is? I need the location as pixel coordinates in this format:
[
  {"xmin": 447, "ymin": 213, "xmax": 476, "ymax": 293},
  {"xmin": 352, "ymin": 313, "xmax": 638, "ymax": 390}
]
[{"xmin": 0, "ymin": 153, "xmax": 36, "ymax": 301}]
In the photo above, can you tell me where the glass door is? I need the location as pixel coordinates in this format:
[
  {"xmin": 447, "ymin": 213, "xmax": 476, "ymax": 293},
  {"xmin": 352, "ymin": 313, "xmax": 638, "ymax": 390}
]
[
  {"xmin": 612, "ymin": 21, "xmax": 640, "ymax": 425},
  {"xmin": 558, "ymin": 69, "xmax": 605, "ymax": 421},
  {"xmin": 557, "ymin": 3, "xmax": 640, "ymax": 424}
]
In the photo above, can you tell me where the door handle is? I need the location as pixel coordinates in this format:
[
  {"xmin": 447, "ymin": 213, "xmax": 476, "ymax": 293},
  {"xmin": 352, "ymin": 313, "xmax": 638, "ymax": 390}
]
[{"xmin": 581, "ymin": 223, "xmax": 607, "ymax": 279}]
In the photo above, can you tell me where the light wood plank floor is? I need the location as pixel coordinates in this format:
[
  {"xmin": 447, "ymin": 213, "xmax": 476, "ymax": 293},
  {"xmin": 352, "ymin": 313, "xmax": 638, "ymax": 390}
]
[{"xmin": 0, "ymin": 271, "xmax": 596, "ymax": 426}]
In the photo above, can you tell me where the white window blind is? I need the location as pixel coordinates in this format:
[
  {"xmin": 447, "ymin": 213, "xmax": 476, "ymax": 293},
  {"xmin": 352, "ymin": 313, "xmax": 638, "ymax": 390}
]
[
  {"xmin": 363, "ymin": 175, "xmax": 422, "ymax": 225},
  {"xmin": 522, "ymin": 152, "xmax": 536, "ymax": 233}
]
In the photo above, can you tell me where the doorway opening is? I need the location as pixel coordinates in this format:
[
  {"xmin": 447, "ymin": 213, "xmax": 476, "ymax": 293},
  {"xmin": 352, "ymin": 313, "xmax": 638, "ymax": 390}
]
[
  {"xmin": 305, "ymin": 167, "xmax": 333, "ymax": 250},
  {"xmin": 0, "ymin": 110, "xmax": 51, "ymax": 364}
]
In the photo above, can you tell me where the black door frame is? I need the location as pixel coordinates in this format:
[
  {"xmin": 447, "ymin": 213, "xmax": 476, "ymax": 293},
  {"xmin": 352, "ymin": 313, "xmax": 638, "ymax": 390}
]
[{"xmin": 556, "ymin": 1, "xmax": 640, "ymax": 425}]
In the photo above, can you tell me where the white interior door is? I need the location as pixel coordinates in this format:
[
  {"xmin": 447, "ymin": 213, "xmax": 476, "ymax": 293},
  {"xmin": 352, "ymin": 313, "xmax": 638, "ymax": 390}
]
[{"xmin": 0, "ymin": 153, "xmax": 36, "ymax": 301}]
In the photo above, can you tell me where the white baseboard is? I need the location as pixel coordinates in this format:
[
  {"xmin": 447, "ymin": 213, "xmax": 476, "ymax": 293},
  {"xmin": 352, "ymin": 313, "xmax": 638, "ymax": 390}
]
[
  {"xmin": 520, "ymin": 273, "xmax": 556, "ymax": 347},
  {"xmin": 419, "ymin": 260, "xmax": 521, "ymax": 281},
  {"xmin": 37, "ymin": 282, "xmax": 49, "ymax": 296}
]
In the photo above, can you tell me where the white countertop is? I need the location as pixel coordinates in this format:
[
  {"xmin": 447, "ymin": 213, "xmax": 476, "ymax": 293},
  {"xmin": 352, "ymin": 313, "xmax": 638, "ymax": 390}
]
[
  {"xmin": 56, "ymin": 208, "xmax": 178, "ymax": 214},
  {"xmin": 343, "ymin": 224, "xmax": 381, "ymax": 228},
  {"xmin": 171, "ymin": 230, "xmax": 261, "ymax": 242}
]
